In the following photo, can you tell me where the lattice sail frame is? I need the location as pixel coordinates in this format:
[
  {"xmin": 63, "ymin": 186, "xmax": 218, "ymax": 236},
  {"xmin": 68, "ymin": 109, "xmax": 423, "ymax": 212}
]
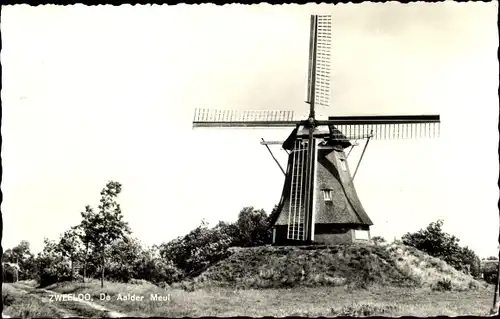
[
  {"xmin": 193, "ymin": 108, "xmax": 440, "ymax": 139},
  {"xmin": 306, "ymin": 15, "xmax": 332, "ymax": 108},
  {"xmin": 328, "ymin": 122, "xmax": 440, "ymax": 140}
]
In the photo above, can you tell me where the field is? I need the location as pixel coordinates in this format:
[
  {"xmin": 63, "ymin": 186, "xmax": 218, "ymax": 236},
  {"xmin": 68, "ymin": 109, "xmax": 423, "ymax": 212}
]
[
  {"xmin": 2, "ymin": 243, "xmax": 497, "ymax": 317},
  {"xmin": 2, "ymin": 279, "xmax": 494, "ymax": 317}
]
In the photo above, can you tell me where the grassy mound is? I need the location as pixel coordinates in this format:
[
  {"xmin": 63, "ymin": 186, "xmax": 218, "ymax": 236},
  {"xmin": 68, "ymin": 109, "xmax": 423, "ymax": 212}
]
[
  {"xmin": 177, "ymin": 243, "xmax": 485, "ymax": 291},
  {"xmin": 385, "ymin": 243, "xmax": 484, "ymax": 291}
]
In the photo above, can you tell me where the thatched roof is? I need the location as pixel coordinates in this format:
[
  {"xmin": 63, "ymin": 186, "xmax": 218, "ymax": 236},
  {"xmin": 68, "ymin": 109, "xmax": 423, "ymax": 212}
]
[{"xmin": 268, "ymin": 145, "xmax": 372, "ymax": 228}]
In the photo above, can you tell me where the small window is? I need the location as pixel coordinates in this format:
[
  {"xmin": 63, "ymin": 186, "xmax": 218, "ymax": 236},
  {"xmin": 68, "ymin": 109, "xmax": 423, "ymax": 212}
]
[{"xmin": 322, "ymin": 189, "xmax": 332, "ymax": 201}]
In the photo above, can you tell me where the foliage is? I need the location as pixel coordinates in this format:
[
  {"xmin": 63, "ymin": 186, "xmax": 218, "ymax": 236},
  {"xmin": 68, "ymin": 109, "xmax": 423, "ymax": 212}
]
[
  {"xmin": 104, "ymin": 237, "xmax": 142, "ymax": 282},
  {"xmin": 58, "ymin": 226, "xmax": 85, "ymax": 262},
  {"xmin": 372, "ymin": 236, "xmax": 387, "ymax": 245},
  {"xmin": 330, "ymin": 302, "xmax": 400, "ymax": 316},
  {"xmin": 37, "ymin": 238, "xmax": 72, "ymax": 287},
  {"xmin": 158, "ymin": 206, "xmax": 272, "ymax": 278},
  {"xmin": 487, "ymin": 256, "xmax": 499, "ymax": 260},
  {"xmin": 3, "ymin": 263, "xmax": 19, "ymax": 283},
  {"xmin": 79, "ymin": 181, "xmax": 131, "ymax": 287},
  {"xmin": 401, "ymin": 220, "xmax": 481, "ymax": 278},
  {"xmin": 2, "ymin": 241, "xmax": 38, "ymax": 280},
  {"xmin": 79, "ymin": 205, "xmax": 97, "ymax": 281},
  {"xmin": 159, "ymin": 221, "xmax": 233, "ymax": 277},
  {"xmin": 431, "ymin": 278, "xmax": 452, "ymax": 291},
  {"xmin": 481, "ymin": 260, "xmax": 498, "ymax": 284},
  {"xmin": 135, "ymin": 246, "xmax": 184, "ymax": 284},
  {"xmin": 4, "ymin": 201, "xmax": 277, "ymax": 288},
  {"xmin": 57, "ymin": 226, "xmax": 86, "ymax": 281},
  {"xmin": 234, "ymin": 207, "xmax": 272, "ymax": 247}
]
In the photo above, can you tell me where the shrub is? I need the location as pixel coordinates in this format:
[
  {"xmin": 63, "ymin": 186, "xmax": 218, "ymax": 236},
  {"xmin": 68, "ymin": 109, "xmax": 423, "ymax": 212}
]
[
  {"xmin": 431, "ymin": 278, "xmax": 452, "ymax": 291},
  {"xmin": 482, "ymin": 260, "xmax": 498, "ymax": 284},
  {"xmin": 468, "ymin": 280, "xmax": 480, "ymax": 290},
  {"xmin": 331, "ymin": 303, "xmax": 400, "ymax": 316},
  {"xmin": 129, "ymin": 279, "xmax": 151, "ymax": 285},
  {"xmin": 157, "ymin": 281, "xmax": 170, "ymax": 289},
  {"xmin": 2, "ymin": 263, "xmax": 19, "ymax": 283},
  {"xmin": 484, "ymin": 272, "xmax": 497, "ymax": 284},
  {"xmin": 37, "ymin": 256, "xmax": 72, "ymax": 287},
  {"xmin": 2, "ymin": 291, "xmax": 15, "ymax": 307},
  {"xmin": 372, "ymin": 236, "xmax": 387, "ymax": 246},
  {"xmin": 159, "ymin": 222, "xmax": 233, "ymax": 277},
  {"xmin": 402, "ymin": 220, "xmax": 481, "ymax": 277}
]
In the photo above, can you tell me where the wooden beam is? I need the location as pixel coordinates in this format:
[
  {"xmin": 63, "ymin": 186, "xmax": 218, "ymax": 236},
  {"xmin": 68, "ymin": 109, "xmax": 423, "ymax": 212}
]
[
  {"xmin": 262, "ymin": 140, "xmax": 360, "ymax": 146},
  {"xmin": 325, "ymin": 114, "xmax": 440, "ymax": 124},
  {"xmin": 261, "ymin": 138, "xmax": 286, "ymax": 176},
  {"xmin": 352, "ymin": 131, "xmax": 373, "ymax": 181},
  {"xmin": 193, "ymin": 121, "xmax": 301, "ymax": 128}
]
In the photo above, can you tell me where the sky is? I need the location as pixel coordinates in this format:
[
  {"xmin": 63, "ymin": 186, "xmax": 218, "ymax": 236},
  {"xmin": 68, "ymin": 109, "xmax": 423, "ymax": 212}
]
[{"xmin": 1, "ymin": 2, "xmax": 499, "ymax": 258}]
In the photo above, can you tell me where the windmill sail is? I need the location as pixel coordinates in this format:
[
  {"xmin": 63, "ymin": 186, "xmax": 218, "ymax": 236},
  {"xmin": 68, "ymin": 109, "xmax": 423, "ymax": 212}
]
[
  {"xmin": 192, "ymin": 108, "xmax": 297, "ymax": 128},
  {"xmin": 307, "ymin": 15, "xmax": 331, "ymax": 108},
  {"xmin": 191, "ymin": 13, "xmax": 441, "ymax": 247}
]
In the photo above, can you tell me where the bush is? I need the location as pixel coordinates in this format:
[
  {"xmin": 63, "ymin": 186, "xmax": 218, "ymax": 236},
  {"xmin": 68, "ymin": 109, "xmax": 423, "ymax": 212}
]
[
  {"xmin": 331, "ymin": 303, "xmax": 400, "ymax": 316},
  {"xmin": 484, "ymin": 271, "xmax": 497, "ymax": 284},
  {"xmin": 37, "ymin": 256, "xmax": 72, "ymax": 287},
  {"xmin": 431, "ymin": 278, "xmax": 452, "ymax": 291},
  {"xmin": 402, "ymin": 220, "xmax": 481, "ymax": 277},
  {"xmin": 158, "ymin": 207, "xmax": 274, "ymax": 279},
  {"xmin": 159, "ymin": 222, "xmax": 233, "ymax": 277},
  {"xmin": 129, "ymin": 278, "xmax": 151, "ymax": 285},
  {"xmin": 482, "ymin": 260, "xmax": 498, "ymax": 284},
  {"xmin": 2, "ymin": 263, "xmax": 19, "ymax": 283},
  {"xmin": 2, "ymin": 291, "xmax": 15, "ymax": 307},
  {"xmin": 372, "ymin": 236, "xmax": 387, "ymax": 246}
]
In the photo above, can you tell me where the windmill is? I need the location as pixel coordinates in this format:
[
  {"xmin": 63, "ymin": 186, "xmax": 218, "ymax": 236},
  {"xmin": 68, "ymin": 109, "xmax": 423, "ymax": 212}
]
[{"xmin": 192, "ymin": 15, "xmax": 440, "ymax": 245}]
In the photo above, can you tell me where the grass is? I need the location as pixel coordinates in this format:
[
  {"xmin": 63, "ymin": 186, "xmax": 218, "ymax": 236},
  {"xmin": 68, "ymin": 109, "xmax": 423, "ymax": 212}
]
[
  {"xmin": 185, "ymin": 243, "xmax": 485, "ymax": 292},
  {"xmin": 46, "ymin": 278, "xmax": 189, "ymax": 317},
  {"xmin": 7, "ymin": 243, "xmax": 492, "ymax": 317},
  {"xmin": 385, "ymin": 244, "xmax": 486, "ymax": 291},
  {"xmin": 42, "ymin": 279, "xmax": 494, "ymax": 317},
  {"xmin": 2, "ymin": 283, "xmax": 62, "ymax": 318}
]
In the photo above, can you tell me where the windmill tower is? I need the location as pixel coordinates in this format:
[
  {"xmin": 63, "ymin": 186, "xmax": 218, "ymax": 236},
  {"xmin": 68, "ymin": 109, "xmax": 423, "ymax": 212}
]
[{"xmin": 192, "ymin": 15, "xmax": 440, "ymax": 245}]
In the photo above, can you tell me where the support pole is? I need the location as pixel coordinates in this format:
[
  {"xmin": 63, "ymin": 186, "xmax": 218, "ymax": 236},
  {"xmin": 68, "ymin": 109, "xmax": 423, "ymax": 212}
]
[
  {"xmin": 346, "ymin": 140, "xmax": 358, "ymax": 159},
  {"xmin": 491, "ymin": 226, "xmax": 500, "ymax": 315},
  {"xmin": 261, "ymin": 138, "xmax": 286, "ymax": 176},
  {"xmin": 491, "ymin": 249, "xmax": 500, "ymax": 314},
  {"xmin": 352, "ymin": 131, "xmax": 373, "ymax": 181}
]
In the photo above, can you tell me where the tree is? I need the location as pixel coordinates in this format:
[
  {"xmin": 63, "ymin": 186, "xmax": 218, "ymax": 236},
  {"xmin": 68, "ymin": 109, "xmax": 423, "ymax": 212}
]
[
  {"xmin": 234, "ymin": 206, "xmax": 271, "ymax": 247},
  {"xmin": 402, "ymin": 220, "xmax": 481, "ymax": 277},
  {"xmin": 159, "ymin": 221, "xmax": 233, "ymax": 277},
  {"xmin": 2, "ymin": 241, "xmax": 37, "ymax": 280},
  {"xmin": 487, "ymin": 256, "xmax": 499, "ymax": 260},
  {"xmin": 134, "ymin": 244, "xmax": 184, "ymax": 285},
  {"xmin": 2, "ymin": 249, "xmax": 15, "ymax": 263},
  {"xmin": 80, "ymin": 181, "xmax": 131, "ymax": 288},
  {"xmin": 105, "ymin": 236, "xmax": 143, "ymax": 282},
  {"xmin": 37, "ymin": 238, "xmax": 72, "ymax": 286},
  {"xmin": 58, "ymin": 226, "xmax": 85, "ymax": 281},
  {"xmin": 79, "ymin": 205, "xmax": 97, "ymax": 282}
]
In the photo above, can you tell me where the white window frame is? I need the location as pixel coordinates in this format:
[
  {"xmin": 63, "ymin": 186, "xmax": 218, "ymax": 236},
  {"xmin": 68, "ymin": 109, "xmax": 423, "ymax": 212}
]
[{"xmin": 322, "ymin": 189, "xmax": 332, "ymax": 201}]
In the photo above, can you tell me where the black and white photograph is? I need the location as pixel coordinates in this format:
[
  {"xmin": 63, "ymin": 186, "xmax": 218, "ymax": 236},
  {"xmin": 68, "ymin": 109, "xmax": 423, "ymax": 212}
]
[{"xmin": 1, "ymin": 1, "xmax": 499, "ymax": 317}]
